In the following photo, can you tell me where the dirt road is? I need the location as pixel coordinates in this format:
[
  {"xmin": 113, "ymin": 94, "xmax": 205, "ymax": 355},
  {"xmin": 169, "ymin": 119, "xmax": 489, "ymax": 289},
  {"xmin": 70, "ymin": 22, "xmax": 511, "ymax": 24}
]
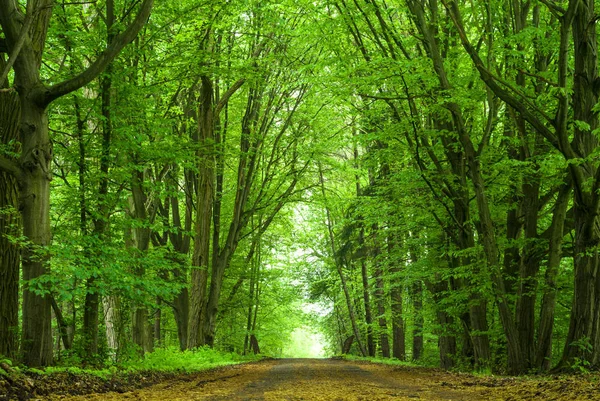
[{"xmin": 40, "ymin": 358, "xmax": 600, "ymax": 401}]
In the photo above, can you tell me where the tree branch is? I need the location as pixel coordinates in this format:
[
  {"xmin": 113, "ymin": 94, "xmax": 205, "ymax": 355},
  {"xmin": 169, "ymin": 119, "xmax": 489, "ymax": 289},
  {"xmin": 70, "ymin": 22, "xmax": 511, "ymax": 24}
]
[
  {"xmin": 39, "ymin": 0, "xmax": 153, "ymax": 105},
  {"xmin": 0, "ymin": 0, "xmax": 25, "ymax": 44},
  {"xmin": 538, "ymin": 0, "xmax": 566, "ymax": 17},
  {"xmin": 0, "ymin": 1, "xmax": 33, "ymax": 87},
  {"xmin": 0, "ymin": 154, "xmax": 23, "ymax": 180},
  {"xmin": 441, "ymin": 0, "xmax": 560, "ymax": 150},
  {"xmin": 214, "ymin": 78, "xmax": 245, "ymax": 117}
]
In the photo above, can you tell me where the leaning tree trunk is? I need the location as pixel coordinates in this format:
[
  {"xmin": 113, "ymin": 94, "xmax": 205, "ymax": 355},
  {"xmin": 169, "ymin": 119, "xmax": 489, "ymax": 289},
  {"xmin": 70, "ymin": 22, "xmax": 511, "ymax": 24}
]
[{"xmin": 0, "ymin": 90, "xmax": 21, "ymax": 359}]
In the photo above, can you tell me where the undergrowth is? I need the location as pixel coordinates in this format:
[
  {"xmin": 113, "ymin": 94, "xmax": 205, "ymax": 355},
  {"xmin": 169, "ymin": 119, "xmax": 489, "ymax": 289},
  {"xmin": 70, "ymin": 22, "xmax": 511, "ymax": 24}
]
[
  {"xmin": 11, "ymin": 347, "xmax": 260, "ymax": 379},
  {"xmin": 339, "ymin": 354, "xmax": 417, "ymax": 368}
]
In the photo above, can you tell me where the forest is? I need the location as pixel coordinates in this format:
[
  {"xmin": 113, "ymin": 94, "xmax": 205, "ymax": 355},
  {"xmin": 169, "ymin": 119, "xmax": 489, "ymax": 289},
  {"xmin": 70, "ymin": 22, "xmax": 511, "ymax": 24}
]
[{"xmin": 1, "ymin": 0, "xmax": 600, "ymax": 382}]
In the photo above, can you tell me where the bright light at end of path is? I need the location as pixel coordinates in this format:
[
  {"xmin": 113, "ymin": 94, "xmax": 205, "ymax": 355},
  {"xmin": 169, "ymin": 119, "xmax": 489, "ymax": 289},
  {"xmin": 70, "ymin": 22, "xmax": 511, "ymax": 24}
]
[{"xmin": 283, "ymin": 327, "xmax": 328, "ymax": 358}]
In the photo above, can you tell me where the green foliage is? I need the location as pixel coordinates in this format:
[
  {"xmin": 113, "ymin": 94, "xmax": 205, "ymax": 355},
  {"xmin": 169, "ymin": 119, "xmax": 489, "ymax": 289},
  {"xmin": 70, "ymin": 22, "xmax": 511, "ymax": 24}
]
[
  {"xmin": 26, "ymin": 347, "xmax": 254, "ymax": 379},
  {"xmin": 122, "ymin": 347, "xmax": 252, "ymax": 374}
]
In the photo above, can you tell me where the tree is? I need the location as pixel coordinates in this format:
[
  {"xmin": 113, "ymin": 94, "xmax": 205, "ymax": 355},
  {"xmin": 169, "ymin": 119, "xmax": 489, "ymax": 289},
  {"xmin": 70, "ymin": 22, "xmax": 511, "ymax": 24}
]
[{"xmin": 0, "ymin": 0, "xmax": 153, "ymax": 366}]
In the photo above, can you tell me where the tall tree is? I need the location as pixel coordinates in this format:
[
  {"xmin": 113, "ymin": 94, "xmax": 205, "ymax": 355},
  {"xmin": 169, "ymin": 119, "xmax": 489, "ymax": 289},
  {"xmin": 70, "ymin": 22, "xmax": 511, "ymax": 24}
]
[{"xmin": 0, "ymin": 0, "xmax": 153, "ymax": 366}]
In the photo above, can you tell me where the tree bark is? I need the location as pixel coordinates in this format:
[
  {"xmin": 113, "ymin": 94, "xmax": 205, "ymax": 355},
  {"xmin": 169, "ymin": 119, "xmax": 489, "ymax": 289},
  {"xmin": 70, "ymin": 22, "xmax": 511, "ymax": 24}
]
[
  {"xmin": 188, "ymin": 76, "xmax": 215, "ymax": 349},
  {"xmin": 19, "ymin": 97, "xmax": 54, "ymax": 367},
  {"xmin": 560, "ymin": 0, "xmax": 600, "ymax": 368},
  {"xmin": 0, "ymin": 90, "xmax": 21, "ymax": 360},
  {"xmin": 102, "ymin": 295, "xmax": 122, "ymax": 361}
]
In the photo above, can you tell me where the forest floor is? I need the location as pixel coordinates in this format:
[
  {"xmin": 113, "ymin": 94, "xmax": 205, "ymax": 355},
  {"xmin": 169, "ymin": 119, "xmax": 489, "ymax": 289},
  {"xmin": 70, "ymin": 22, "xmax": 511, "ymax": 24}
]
[{"xmin": 5, "ymin": 358, "xmax": 600, "ymax": 401}]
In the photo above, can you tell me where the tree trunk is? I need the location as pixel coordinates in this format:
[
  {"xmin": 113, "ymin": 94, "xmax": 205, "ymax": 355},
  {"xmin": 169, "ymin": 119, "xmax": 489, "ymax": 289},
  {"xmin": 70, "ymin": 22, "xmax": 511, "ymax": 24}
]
[
  {"xmin": 50, "ymin": 296, "xmax": 72, "ymax": 350},
  {"xmin": 516, "ymin": 177, "xmax": 542, "ymax": 369},
  {"xmin": 432, "ymin": 278, "xmax": 457, "ymax": 370},
  {"xmin": 103, "ymin": 296, "xmax": 120, "ymax": 359},
  {"xmin": 164, "ymin": 163, "xmax": 193, "ymax": 351},
  {"xmin": 371, "ymin": 224, "xmax": 390, "ymax": 358},
  {"xmin": 172, "ymin": 257, "xmax": 190, "ymax": 351},
  {"xmin": 412, "ymin": 280, "xmax": 424, "ymax": 361},
  {"xmin": 390, "ymin": 277, "xmax": 405, "ymax": 360},
  {"xmin": 19, "ymin": 98, "xmax": 54, "ymax": 367},
  {"xmin": 130, "ymin": 170, "xmax": 152, "ymax": 355},
  {"xmin": 360, "ymin": 258, "xmax": 375, "ymax": 356},
  {"xmin": 244, "ymin": 252, "xmax": 258, "ymax": 355},
  {"xmin": 354, "ymin": 143, "xmax": 375, "ymax": 357},
  {"xmin": 154, "ymin": 299, "xmax": 162, "ymax": 348},
  {"xmin": 536, "ymin": 183, "xmax": 570, "ymax": 370},
  {"xmin": 560, "ymin": 0, "xmax": 600, "ymax": 368},
  {"xmin": 0, "ymin": 90, "xmax": 20, "ymax": 360},
  {"xmin": 188, "ymin": 76, "xmax": 215, "ymax": 349},
  {"xmin": 405, "ymin": 0, "xmax": 492, "ymax": 367}
]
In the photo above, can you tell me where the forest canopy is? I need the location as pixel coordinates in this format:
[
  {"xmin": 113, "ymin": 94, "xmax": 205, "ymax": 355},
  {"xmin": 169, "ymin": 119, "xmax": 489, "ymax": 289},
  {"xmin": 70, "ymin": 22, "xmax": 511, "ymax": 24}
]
[{"xmin": 1, "ymin": 0, "xmax": 600, "ymax": 376}]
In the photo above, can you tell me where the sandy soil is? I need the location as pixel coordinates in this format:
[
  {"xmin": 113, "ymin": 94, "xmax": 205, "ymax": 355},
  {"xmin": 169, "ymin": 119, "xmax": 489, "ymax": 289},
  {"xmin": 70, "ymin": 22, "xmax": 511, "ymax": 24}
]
[{"xmin": 34, "ymin": 358, "xmax": 600, "ymax": 401}]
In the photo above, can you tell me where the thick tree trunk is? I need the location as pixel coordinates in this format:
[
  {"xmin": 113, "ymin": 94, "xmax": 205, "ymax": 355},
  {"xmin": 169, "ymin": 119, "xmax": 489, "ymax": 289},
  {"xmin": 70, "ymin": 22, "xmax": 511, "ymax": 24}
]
[
  {"xmin": 173, "ymin": 284, "xmax": 190, "ymax": 351},
  {"xmin": 516, "ymin": 178, "xmax": 541, "ymax": 369},
  {"xmin": 560, "ymin": 0, "xmax": 600, "ymax": 368},
  {"xmin": 188, "ymin": 76, "xmax": 214, "ymax": 349},
  {"xmin": 0, "ymin": 0, "xmax": 153, "ymax": 366},
  {"xmin": 19, "ymin": 99, "xmax": 54, "ymax": 367},
  {"xmin": 0, "ymin": 91, "xmax": 21, "ymax": 359},
  {"xmin": 203, "ymin": 255, "xmax": 228, "ymax": 347}
]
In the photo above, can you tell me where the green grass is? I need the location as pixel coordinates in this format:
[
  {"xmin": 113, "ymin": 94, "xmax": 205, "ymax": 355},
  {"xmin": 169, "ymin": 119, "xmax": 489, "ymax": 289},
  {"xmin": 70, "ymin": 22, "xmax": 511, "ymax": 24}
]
[
  {"xmin": 339, "ymin": 354, "xmax": 418, "ymax": 368},
  {"xmin": 25, "ymin": 347, "xmax": 260, "ymax": 379},
  {"xmin": 123, "ymin": 346, "xmax": 255, "ymax": 374}
]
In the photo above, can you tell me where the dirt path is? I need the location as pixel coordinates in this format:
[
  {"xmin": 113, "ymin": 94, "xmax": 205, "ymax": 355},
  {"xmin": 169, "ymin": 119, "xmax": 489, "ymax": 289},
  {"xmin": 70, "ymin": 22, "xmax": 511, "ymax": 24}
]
[{"xmin": 38, "ymin": 358, "xmax": 600, "ymax": 401}]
